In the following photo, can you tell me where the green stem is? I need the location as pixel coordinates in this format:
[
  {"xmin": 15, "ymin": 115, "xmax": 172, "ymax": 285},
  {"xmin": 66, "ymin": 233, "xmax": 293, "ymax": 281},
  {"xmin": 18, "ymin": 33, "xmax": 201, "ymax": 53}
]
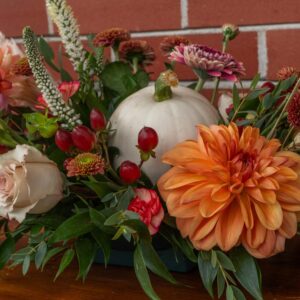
[
  {"xmin": 267, "ymin": 77, "xmax": 300, "ymax": 139},
  {"xmin": 112, "ymin": 45, "xmax": 119, "ymax": 61},
  {"xmin": 132, "ymin": 56, "xmax": 139, "ymax": 74},
  {"xmin": 210, "ymin": 78, "xmax": 220, "ymax": 105},
  {"xmin": 222, "ymin": 36, "xmax": 229, "ymax": 52},
  {"xmin": 281, "ymin": 126, "xmax": 294, "ymax": 149},
  {"xmin": 195, "ymin": 77, "xmax": 206, "ymax": 92}
]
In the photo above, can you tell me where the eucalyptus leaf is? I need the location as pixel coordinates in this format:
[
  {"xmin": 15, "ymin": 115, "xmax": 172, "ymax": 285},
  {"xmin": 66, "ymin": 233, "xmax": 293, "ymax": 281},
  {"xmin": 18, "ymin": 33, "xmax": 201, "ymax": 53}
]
[
  {"xmin": 82, "ymin": 180, "xmax": 113, "ymax": 198},
  {"xmin": 54, "ymin": 249, "xmax": 75, "ymax": 281},
  {"xmin": 217, "ymin": 269, "xmax": 225, "ymax": 298},
  {"xmin": 229, "ymin": 247, "xmax": 263, "ymax": 300},
  {"xmin": 133, "ymin": 245, "xmax": 160, "ymax": 300},
  {"xmin": 22, "ymin": 255, "xmax": 31, "ymax": 275},
  {"xmin": 35, "ymin": 241, "xmax": 47, "ymax": 269},
  {"xmin": 91, "ymin": 229, "xmax": 111, "ymax": 266},
  {"xmin": 216, "ymin": 251, "xmax": 235, "ymax": 272},
  {"xmin": 0, "ymin": 237, "xmax": 15, "ymax": 269},
  {"xmin": 42, "ymin": 247, "xmax": 65, "ymax": 270},
  {"xmin": 226, "ymin": 285, "xmax": 235, "ymax": 300},
  {"xmin": 232, "ymin": 286, "xmax": 247, "ymax": 300}
]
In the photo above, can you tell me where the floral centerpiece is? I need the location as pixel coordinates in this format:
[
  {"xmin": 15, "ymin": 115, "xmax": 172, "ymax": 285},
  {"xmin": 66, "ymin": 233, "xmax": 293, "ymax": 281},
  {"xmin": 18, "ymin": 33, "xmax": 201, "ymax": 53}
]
[{"xmin": 0, "ymin": 1, "xmax": 300, "ymax": 299}]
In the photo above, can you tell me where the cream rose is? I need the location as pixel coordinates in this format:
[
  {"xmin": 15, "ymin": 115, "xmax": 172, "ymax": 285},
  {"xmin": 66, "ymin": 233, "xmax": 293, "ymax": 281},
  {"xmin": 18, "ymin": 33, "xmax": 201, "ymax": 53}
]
[{"xmin": 0, "ymin": 145, "xmax": 64, "ymax": 222}]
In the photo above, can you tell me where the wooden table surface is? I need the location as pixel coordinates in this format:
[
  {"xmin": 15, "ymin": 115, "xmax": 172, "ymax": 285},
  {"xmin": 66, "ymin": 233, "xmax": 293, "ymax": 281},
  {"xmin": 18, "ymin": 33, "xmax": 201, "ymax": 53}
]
[{"xmin": 0, "ymin": 238, "xmax": 300, "ymax": 300}]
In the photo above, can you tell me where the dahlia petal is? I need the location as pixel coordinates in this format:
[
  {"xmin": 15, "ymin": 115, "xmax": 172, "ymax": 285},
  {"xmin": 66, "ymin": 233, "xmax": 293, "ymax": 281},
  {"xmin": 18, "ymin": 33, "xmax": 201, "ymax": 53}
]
[
  {"xmin": 260, "ymin": 189, "xmax": 277, "ymax": 204},
  {"xmin": 259, "ymin": 139, "xmax": 280, "ymax": 158},
  {"xmin": 191, "ymin": 213, "xmax": 219, "ymax": 241},
  {"xmin": 215, "ymin": 201, "xmax": 244, "ymax": 251},
  {"xmin": 211, "ymin": 185, "xmax": 231, "ymax": 202},
  {"xmin": 260, "ymin": 167, "xmax": 279, "ymax": 177},
  {"xmin": 274, "ymin": 166, "xmax": 298, "ymax": 182},
  {"xmin": 176, "ymin": 218, "xmax": 193, "ymax": 238},
  {"xmin": 243, "ymin": 217, "xmax": 266, "ymax": 248},
  {"xmin": 192, "ymin": 230, "xmax": 217, "ymax": 251},
  {"xmin": 259, "ymin": 177, "xmax": 279, "ymax": 190},
  {"xmin": 164, "ymin": 172, "xmax": 206, "ymax": 190},
  {"xmin": 167, "ymin": 198, "xmax": 199, "ymax": 218},
  {"xmin": 180, "ymin": 183, "xmax": 213, "ymax": 204},
  {"xmin": 238, "ymin": 193, "xmax": 254, "ymax": 229},
  {"xmin": 278, "ymin": 211, "xmax": 297, "ymax": 238},
  {"xmin": 246, "ymin": 187, "xmax": 267, "ymax": 203},
  {"xmin": 199, "ymin": 196, "xmax": 231, "ymax": 218},
  {"xmin": 254, "ymin": 201, "xmax": 283, "ymax": 230},
  {"xmin": 278, "ymin": 184, "xmax": 300, "ymax": 205}
]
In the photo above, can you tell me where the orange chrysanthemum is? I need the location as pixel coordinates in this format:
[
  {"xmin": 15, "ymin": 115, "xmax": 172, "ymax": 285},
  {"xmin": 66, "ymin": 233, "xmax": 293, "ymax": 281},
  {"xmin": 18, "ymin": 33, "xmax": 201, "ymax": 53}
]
[{"xmin": 158, "ymin": 123, "xmax": 300, "ymax": 258}]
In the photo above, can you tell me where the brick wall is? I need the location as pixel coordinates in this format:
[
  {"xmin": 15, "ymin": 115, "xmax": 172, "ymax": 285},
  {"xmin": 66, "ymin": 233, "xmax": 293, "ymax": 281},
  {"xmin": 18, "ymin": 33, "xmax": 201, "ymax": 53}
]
[{"xmin": 2, "ymin": 0, "xmax": 300, "ymax": 89}]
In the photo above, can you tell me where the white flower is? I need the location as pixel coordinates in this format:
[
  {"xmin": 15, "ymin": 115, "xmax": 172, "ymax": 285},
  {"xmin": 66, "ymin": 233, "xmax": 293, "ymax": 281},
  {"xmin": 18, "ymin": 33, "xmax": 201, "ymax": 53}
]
[{"xmin": 0, "ymin": 145, "xmax": 64, "ymax": 222}]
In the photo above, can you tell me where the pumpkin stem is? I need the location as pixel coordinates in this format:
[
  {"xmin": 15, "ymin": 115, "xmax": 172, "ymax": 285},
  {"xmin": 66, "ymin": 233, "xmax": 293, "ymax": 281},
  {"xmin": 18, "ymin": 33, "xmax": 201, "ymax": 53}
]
[{"xmin": 154, "ymin": 70, "xmax": 178, "ymax": 102}]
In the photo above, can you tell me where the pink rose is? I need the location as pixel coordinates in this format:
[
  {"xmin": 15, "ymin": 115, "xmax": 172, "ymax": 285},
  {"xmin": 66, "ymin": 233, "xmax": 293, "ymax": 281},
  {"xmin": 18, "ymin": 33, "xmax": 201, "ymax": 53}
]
[
  {"xmin": 128, "ymin": 188, "xmax": 164, "ymax": 235},
  {"xmin": 0, "ymin": 145, "xmax": 64, "ymax": 222}
]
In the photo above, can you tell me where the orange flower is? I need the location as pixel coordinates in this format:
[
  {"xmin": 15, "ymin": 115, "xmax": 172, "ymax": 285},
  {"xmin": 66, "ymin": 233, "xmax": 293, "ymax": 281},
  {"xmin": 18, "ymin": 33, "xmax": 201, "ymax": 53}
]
[{"xmin": 158, "ymin": 123, "xmax": 300, "ymax": 258}]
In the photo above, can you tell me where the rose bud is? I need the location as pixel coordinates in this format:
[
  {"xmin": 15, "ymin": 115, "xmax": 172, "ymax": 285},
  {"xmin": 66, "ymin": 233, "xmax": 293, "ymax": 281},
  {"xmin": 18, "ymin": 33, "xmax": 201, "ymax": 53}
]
[
  {"xmin": 55, "ymin": 129, "xmax": 74, "ymax": 152},
  {"xmin": 138, "ymin": 127, "xmax": 159, "ymax": 152},
  {"xmin": 71, "ymin": 125, "xmax": 96, "ymax": 152},
  {"xmin": 128, "ymin": 188, "xmax": 164, "ymax": 235},
  {"xmin": 90, "ymin": 108, "xmax": 106, "ymax": 131},
  {"xmin": 119, "ymin": 160, "xmax": 141, "ymax": 184}
]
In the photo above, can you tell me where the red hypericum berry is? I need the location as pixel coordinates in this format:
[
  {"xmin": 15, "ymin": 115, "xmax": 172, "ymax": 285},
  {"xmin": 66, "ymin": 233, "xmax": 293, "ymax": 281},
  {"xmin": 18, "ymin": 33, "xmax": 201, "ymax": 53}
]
[
  {"xmin": 71, "ymin": 125, "xmax": 96, "ymax": 152},
  {"xmin": 119, "ymin": 160, "xmax": 141, "ymax": 184},
  {"xmin": 138, "ymin": 127, "xmax": 159, "ymax": 152},
  {"xmin": 90, "ymin": 108, "xmax": 106, "ymax": 131},
  {"xmin": 55, "ymin": 129, "xmax": 74, "ymax": 152}
]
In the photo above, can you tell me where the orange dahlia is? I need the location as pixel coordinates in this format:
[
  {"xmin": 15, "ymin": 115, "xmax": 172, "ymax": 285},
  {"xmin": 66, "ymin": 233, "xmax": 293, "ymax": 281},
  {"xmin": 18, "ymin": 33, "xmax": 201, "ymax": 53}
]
[{"xmin": 158, "ymin": 123, "xmax": 300, "ymax": 258}]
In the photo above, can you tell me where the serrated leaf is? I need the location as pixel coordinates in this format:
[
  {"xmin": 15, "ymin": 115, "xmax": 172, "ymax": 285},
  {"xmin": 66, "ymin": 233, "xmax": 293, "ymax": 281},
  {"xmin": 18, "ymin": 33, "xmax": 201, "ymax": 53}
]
[
  {"xmin": 35, "ymin": 241, "xmax": 47, "ymax": 269},
  {"xmin": 229, "ymin": 247, "xmax": 263, "ymax": 300},
  {"xmin": 22, "ymin": 255, "xmax": 31, "ymax": 275},
  {"xmin": 0, "ymin": 237, "xmax": 15, "ymax": 269},
  {"xmin": 54, "ymin": 249, "xmax": 75, "ymax": 281},
  {"xmin": 42, "ymin": 247, "xmax": 65, "ymax": 270},
  {"xmin": 91, "ymin": 229, "xmax": 111, "ymax": 267},
  {"xmin": 50, "ymin": 212, "xmax": 94, "ymax": 243},
  {"xmin": 226, "ymin": 285, "xmax": 235, "ymax": 300},
  {"xmin": 75, "ymin": 238, "xmax": 97, "ymax": 281},
  {"xmin": 133, "ymin": 245, "xmax": 160, "ymax": 300},
  {"xmin": 232, "ymin": 286, "xmax": 247, "ymax": 300},
  {"xmin": 216, "ymin": 251, "xmax": 235, "ymax": 272},
  {"xmin": 198, "ymin": 251, "xmax": 218, "ymax": 298},
  {"xmin": 140, "ymin": 239, "xmax": 177, "ymax": 284}
]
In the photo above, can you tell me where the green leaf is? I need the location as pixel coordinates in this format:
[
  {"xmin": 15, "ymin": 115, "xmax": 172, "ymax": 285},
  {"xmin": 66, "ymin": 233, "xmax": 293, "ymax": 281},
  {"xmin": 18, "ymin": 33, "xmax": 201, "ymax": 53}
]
[
  {"xmin": 0, "ymin": 237, "xmax": 15, "ymax": 269},
  {"xmin": 82, "ymin": 180, "xmax": 113, "ymax": 198},
  {"xmin": 122, "ymin": 219, "xmax": 151, "ymax": 241},
  {"xmin": 38, "ymin": 37, "xmax": 54, "ymax": 60},
  {"xmin": 229, "ymin": 247, "xmax": 263, "ymax": 300},
  {"xmin": 280, "ymin": 75, "xmax": 297, "ymax": 92},
  {"xmin": 262, "ymin": 93, "xmax": 281, "ymax": 110},
  {"xmin": 226, "ymin": 285, "xmax": 235, "ymax": 300},
  {"xmin": 245, "ymin": 88, "xmax": 269, "ymax": 101},
  {"xmin": 54, "ymin": 249, "xmax": 75, "ymax": 281},
  {"xmin": 75, "ymin": 238, "xmax": 97, "ymax": 281},
  {"xmin": 217, "ymin": 269, "xmax": 225, "ymax": 298},
  {"xmin": 102, "ymin": 62, "xmax": 137, "ymax": 97},
  {"xmin": 22, "ymin": 255, "xmax": 31, "ymax": 275},
  {"xmin": 104, "ymin": 211, "xmax": 124, "ymax": 226},
  {"xmin": 211, "ymin": 250, "xmax": 217, "ymax": 268},
  {"xmin": 117, "ymin": 186, "xmax": 135, "ymax": 210},
  {"xmin": 42, "ymin": 247, "xmax": 65, "ymax": 270},
  {"xmin": 134, "ymin": 70, "xmax": 149, "ymax": 89},
  {"xmin": 198, "ymin": 251, "xmax": 218, "ymax": 298},
  {"xmin": 50, "ymin": 212, "xmax": 94, "ymax": 243},
  {"xmin": 232, "ymin": 286, "xmax": 247, "ymax": 300},
  {"xmin": 133, "ymin": 245, "xmax": 160, "ymax": 300},
  {"xmin": 232, "ymin": 84, "xmax": 240, "ymax": 110},
  {"xmin": 89, "ymin": 207, "xmax": 105, "ymax": 228},
  {"xmin": 35, "ymin": 241, "xmax": 47, "ymax": 269},
  {"xmin": 250, "ymin": 73, "xmax": 261, "ymax": 90},
  {"xmin": 216, "ymin": 251, "xmax": 235, "ymax": 272},
  {"xmin": 140, "ymin": 239, "xmax": 177, "ymax": 284},
  {"xmin": 91, "ymin": 229, "xmax": 111, "ymax": 266}
]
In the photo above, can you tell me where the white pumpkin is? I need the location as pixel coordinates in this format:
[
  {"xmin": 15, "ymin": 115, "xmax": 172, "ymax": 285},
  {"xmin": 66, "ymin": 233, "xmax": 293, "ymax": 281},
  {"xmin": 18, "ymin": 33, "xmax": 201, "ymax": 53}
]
[{"xmin": 109, "ymin": 85, "xmax": 219, "ymax": 183}]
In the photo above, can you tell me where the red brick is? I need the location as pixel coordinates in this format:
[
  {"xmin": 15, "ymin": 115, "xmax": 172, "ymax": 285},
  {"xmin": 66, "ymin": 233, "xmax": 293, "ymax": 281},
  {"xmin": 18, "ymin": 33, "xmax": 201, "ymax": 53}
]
[
  {"xmin": 267, "ymin": 29, "xmax": 300, "ymax": 80},
  {"xmin": 66, "ymin": 0, "xmax": 181, "ymax": 34},
  {"xmin": 144, "ymin": 32, "xmax": 258, "ymax": 81},
  {"xmin": 189, "ymin": 0, "xmax": 300, "ymax": 28},
  {"xmin": 0, "ymin": 0, "xmax": 49, "ymax": 37}
]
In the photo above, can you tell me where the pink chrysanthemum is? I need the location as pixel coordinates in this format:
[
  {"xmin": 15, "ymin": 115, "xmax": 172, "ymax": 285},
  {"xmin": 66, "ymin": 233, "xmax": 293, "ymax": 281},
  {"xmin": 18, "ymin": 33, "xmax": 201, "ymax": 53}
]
[
  {"xmin": 169, "ymin": 44, "xmax": 246, "ymax": 82},
  {"xmin": 288, "ymin": 93, "xmax": 300, "ymax": 128},
  {"xmin": 93, "ymin": 28, "xmax": 130, "ymax": 47},
  {"xmin": 160, "ymin": 36, "xmax": 190, "ymax": 53},
  {"xmin": 64, "ymin": 153, "xmax": 105, "ymax": 177}
]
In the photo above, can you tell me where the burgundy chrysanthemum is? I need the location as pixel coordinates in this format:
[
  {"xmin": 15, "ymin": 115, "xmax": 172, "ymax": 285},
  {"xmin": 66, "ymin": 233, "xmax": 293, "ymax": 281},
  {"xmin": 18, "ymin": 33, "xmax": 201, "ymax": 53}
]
[
  {"xmin": 288, "ymin": 93, "xmax": 300, "ymax": 128},
  {"xmin": 169, "ymin": 44, "xmax": 246, "ymax": 82},
  {"xmin": 93, "ymin": 27, "xmax": 130, "ymax": 47},
  {"xmin": 119, "ymin": 40, "xmax": 155, "ymax": 65},
  {"xmin": 64, "ymin": 153, "xmax": 105, "ymax": 177},
  {"xmin": 160, "ymin": 36, "xmax": 190, "ymax": 53}
]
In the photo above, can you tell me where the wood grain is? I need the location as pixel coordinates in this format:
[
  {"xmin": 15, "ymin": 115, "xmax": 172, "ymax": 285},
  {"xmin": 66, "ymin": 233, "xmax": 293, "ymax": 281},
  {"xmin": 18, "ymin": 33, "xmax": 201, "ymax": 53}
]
[{"xmin": 0, "ymin": 237, "xmax": 300, "ymax": 300}]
